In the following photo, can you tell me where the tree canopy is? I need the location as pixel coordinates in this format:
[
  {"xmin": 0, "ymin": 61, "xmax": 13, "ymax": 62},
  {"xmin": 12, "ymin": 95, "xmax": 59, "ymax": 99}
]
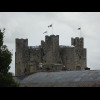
[{"xmin": 0, "ymin": 29, "xmax": 19, "ymax": 87}]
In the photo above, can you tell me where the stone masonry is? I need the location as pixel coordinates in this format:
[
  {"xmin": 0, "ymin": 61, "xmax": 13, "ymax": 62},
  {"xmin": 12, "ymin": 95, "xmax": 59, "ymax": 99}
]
[{"xmin": 15, "ymin": 35, "xmax": 89, "ymax": 76}]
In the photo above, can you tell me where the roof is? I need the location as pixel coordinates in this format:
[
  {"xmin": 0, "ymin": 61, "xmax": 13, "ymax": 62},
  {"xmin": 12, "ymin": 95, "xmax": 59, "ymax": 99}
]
[
  {"xmin": 59, "ymin": 45, "xmax": 71, "ymax": 48},
  {"xmin": 28, "ymin": 46, "xmax": 41, "ymax": 49},
  {"xmin": 14, "ymin": 70, "xmax": 100, "ymax": 87}
]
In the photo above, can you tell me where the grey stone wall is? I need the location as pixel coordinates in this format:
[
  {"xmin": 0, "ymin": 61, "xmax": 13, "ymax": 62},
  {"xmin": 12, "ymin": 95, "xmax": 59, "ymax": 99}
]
[
  {"xmin": 43, "ymin": 35, "xmax": 61, "ymax": 64},
  {"xmin": 15, "ymin": 39, "xmax": 28, "ymax": 76},
  {"xmin": 60, "ymin": 47, "xmax": 76, "ymax": 70},
  {"xmin": 15, "ymin": 35, "xmax": 88, "ymax": 76},
  {"xmin": 28, "ymin": 47, "xmax": 41, "ymax": 72},
  {"xmin": 39, "ymin": 64, "xmax": 63, "ymax": 72},
  {"xmin": 60, "ymin": 47, "xmax": 87, "ymax": 71},
  {"xmin": 71, "ymin": 37, "xmax": 84, "ymax": 48}
]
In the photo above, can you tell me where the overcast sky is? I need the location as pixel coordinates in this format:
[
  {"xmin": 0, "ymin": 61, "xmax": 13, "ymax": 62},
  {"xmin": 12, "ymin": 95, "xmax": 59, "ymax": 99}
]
[{"xmin": 0, "ymin": 12, "xmax": 100, "ymax": 74}]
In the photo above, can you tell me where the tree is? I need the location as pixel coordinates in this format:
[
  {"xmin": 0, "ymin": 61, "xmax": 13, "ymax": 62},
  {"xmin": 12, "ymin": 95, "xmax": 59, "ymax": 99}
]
[{"xmin": 0, "ymin": 28, "xmax": 19, "ymax": 87}]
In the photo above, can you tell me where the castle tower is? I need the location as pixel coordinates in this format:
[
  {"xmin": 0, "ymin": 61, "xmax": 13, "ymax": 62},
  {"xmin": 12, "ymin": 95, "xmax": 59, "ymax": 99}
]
[
  {"xmin": 43, "ymin": 35, "xmax": 62, "ymax": 64},
  {"xmin": 71, "ymin": 37, "xmax": 84, "ymax": 48},
  {"xmin": 71, "ymin": 37, "xmax": 87, "ymax": 70},
  {"xmin": 15, "ymin": 39, "xmax": 28, "ymax": 76}
]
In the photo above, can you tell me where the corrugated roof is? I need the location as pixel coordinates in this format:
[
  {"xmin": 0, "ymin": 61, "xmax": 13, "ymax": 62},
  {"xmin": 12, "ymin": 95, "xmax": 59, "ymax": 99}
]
[{"xmin": 15, "ymin": 70, "xmax": 100, "ymax": 87}]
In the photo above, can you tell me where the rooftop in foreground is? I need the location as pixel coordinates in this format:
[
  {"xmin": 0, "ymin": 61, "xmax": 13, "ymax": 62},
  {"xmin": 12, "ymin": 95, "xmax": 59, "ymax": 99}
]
[{"xmin": 14, "ymin": 70, "xmax": 100, "ymax": 87}]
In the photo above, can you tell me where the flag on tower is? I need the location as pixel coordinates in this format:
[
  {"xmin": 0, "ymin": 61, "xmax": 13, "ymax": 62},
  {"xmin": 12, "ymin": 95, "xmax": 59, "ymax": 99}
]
[{"xmin": 48, "ymin": 24, "xmax": 52, "ymax": 28}]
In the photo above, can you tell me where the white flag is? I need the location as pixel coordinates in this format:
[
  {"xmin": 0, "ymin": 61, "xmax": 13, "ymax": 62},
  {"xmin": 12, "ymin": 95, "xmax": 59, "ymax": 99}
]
[{"xmin": 43, "ymin": 31, "xmax": 47, "ymax": 34}]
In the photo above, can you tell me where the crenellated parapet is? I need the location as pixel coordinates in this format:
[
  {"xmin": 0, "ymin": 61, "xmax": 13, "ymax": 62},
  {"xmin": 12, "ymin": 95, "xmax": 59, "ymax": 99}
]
[{"xmin": 71, "ymin": 37, "xmax": 84, "ymax": 48}]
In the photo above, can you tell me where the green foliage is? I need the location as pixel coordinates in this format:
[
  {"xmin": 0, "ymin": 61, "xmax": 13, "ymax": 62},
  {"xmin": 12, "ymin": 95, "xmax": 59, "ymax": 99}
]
[
  {"xmin": 0, "ymin": 72, "xmax": 19, "ymax": 87},
  {"xmin": 0, "ymin": 45, "xmax": 12, "ymax": 73},
  {"xmin": 0, "ymin": 28, "xmax": 19, "ymax": 87},
  {"xmin": 0, "ymin": 29, "xmax": 4, "ymax": 47}
]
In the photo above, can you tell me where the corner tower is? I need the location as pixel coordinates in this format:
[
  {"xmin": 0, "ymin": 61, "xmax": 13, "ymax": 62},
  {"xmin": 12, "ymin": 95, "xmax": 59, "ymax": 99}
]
[
  {"xmin": 15, "ymin": 39, "xmax": 28, "ymax": 76},
  {"xmin": 71, "ymin": 37, "xmax": 87, "ymax": 70},
  {"xmin": 71, "ymin": 37, "xmax": 84, "ymax": 48}
]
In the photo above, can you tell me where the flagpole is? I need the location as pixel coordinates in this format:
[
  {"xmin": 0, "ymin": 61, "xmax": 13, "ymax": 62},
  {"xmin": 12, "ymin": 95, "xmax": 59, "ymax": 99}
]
[
  {"xmin": 78, "ymin": 27, "xmax": 81, "ymax": 38},
  {"xmin": 47, "ymin": 31, "xmax": 48, "ymax": 35},
  {"xmin": 48, "ymin": 24, "xmax": 53, "ymax": 35},
  {"xmin": 80, "ymin": 27, "xmax": 81, "ymax": 38},
  {"xmin": 52, "ymin": 24, "xmax": 53, "ymax": 35}
]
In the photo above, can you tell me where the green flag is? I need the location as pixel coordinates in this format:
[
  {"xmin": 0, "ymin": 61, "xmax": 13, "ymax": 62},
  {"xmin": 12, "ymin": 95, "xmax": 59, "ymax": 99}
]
[{"xmin": 48, "ymin": 24, "xmax": 52, "ymax": 28}]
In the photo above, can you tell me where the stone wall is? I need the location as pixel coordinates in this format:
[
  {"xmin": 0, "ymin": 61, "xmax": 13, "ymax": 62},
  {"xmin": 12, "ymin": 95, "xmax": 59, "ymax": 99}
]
[
  {"xmin": 39, "ymin": 64, "xmax": 63, "ymax": 72},
  {"xmin": 15, "ymin": 39, "xmax": 28, "ymax": 76},
  {"xmin": 44, "ymin": 35, "xmax": 61, "ymax": 64},
  {"xmin": 60, "ymin": 44, "xmax": 87, "ymax": 71},
  {"xmin": 28, "ymin": 47, "xmax": 42, "ymax": 72},
  {"xmin": 15, "ymin": 35, "xmax": 88, "ymax": 76},
  {"xmin": 71, "ymin": 37, "xmax": 84, "ymax": 48},
  {"xmin": 60, "ymin": 47, "xmax": 76, "ymax": 70}
]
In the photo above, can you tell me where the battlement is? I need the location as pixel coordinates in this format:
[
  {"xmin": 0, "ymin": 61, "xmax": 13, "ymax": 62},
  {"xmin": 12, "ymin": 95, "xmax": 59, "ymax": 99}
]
[
  {"xmin": 16, "ymin": 38, "xmax": 28, "ymax": 41},
  {"xmin": 15, "ymin": 38, "xmax": 28, "ymax": 52},
  {"xmin": 45, "ymin": 35, "xmax": 59, "ymax": 42},
  {"xmin": 45, "ymin": 35, "xmax": 59, "ymax": 37},
  {"xmin": 71, "ymin": 37, "xmax": 84, "ymax": 48},
  {"xmin": 15, "ymin": 38, "xmax": 28, "ymax": 44}
]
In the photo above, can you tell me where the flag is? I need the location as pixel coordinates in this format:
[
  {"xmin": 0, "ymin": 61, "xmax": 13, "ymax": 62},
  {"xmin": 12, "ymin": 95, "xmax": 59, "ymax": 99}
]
[
  {"xmin": 48, "ymin": 24, "xmax": 52, "ymax": 28},
  {"xmin": 78, "ymin": 27, "xmax": 81, "ymax": 30},
  {"xmin": 43, "ymin": 31, "xmax": 47, "ymax": 34}
]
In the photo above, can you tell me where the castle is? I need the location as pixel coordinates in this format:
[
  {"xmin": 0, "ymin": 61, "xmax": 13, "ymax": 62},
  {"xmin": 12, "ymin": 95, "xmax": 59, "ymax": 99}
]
[{"xmin": 15, "ymin": 35, "xmax": 89, "ymax": 76}]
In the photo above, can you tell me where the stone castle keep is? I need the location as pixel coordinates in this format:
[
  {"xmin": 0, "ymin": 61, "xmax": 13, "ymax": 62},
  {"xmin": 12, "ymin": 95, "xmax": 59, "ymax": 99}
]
[{"xmin": 15, "ymin": 35, "xmax": 88, "ymax": 76}]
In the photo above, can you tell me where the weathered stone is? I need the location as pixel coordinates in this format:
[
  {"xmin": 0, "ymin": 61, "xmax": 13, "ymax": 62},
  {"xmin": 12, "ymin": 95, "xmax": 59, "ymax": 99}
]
[{"xmin": 15, "ymin": 35, "xmax": 89, "ymax": 76}]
